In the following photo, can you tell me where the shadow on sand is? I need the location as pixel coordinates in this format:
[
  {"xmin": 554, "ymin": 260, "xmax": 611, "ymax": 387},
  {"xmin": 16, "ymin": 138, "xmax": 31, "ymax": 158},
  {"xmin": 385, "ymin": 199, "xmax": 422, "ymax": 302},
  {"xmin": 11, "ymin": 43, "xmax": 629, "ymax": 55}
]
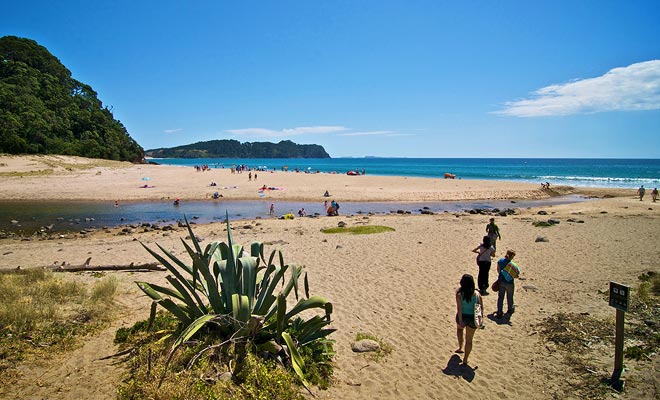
[
  {"xmin": 486, "ymin": 311, "xmax": 512, "ymax": 326},
  {"xmin": 442, "ymin": 354, "xmax": 477, "ymax": 382}
]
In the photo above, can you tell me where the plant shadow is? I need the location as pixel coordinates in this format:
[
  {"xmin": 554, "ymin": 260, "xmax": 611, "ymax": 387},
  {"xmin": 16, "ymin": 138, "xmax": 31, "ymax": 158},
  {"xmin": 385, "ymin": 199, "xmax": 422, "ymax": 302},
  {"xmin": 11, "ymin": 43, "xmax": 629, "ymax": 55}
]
[{"xmin": 441, "ymin": 354, "xmax": 477, "ymax": 382}]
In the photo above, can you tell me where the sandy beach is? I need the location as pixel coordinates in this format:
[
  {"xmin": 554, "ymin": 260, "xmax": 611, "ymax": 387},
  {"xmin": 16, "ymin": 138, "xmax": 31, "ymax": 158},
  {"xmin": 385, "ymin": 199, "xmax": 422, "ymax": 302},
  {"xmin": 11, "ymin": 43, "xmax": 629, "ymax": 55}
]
[{"xmin": 1, "ymin": 155, "xmax": 659, "ymax": 399}]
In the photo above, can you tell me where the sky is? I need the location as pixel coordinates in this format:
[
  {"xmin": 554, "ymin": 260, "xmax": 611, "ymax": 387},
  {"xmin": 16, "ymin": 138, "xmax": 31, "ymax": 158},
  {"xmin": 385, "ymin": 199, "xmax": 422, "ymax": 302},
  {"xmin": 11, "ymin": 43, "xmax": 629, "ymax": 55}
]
[{"xmin": 3, "ymin": 1, "xmax": 660, "ymax": 158}]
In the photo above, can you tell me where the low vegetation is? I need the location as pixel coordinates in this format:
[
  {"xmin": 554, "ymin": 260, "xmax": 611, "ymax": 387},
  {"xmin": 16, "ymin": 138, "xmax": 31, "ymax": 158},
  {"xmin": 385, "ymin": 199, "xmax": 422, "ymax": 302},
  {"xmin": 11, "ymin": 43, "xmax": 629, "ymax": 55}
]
[
  {"xmin": 537, "ymin": 272, "xmax": 660, "ymax": 398},
  {"xmin": 321, "ymin": 225, "xmax": 395, "ymax": 234},
  {"xmin": 117, "ymin": 216, "xmax": 336, "ymax": 398},
  {"xmin": 0, "ymin": 269, "xmax": 117, "ymax": 381}
]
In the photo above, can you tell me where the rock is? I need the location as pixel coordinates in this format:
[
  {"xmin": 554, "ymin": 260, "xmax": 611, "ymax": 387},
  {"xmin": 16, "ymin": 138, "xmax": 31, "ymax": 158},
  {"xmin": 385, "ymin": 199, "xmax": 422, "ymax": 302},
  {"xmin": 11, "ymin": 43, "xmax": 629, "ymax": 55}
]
[
  {"xmin": 162, "ymin": 232, "xmax": 171, "ymax": 237},
  {"xmin": 537, "ymin": 210, "xmax": 548, "ymax": 215},
  {"xmin": 10, "ymin": 220, "xmax": 18, "ymax": 224},
  {"xmin": 420, "ymin": 209, "xmax": 434, "ymax": 215},
  {"xmin": 548, "ymin": 219, "xmax": 560, "ymax": 225},
  {"xmin": 243, "ymin": 225, "xmax": 253, "ymax": 229},
  {"xmin": 523, "ymin": 285, "xmax": 539, "ymax": 291},
  {"xmin": 218, "ymin": 371, "xmax": 232, "ymax": 382},
  {"xmin": 352, "ymin": 339, "xmax": 380, "ymax": 353},
  {"xmin": 397, "ymin": 209, "xmax": 405, "ymax": 214},
  {"xmin": 338, "ymin": 221, "xmax": 347, "ymax": 227},
  {"xmin": 535, "ymin": 236, "xmax": 549, "ymax": 242}
]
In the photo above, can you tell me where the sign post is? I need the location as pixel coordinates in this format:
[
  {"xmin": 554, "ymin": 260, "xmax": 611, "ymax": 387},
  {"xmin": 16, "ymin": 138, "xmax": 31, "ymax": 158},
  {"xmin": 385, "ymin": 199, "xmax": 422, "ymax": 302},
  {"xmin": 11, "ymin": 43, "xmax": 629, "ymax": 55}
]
[{"xmin": 608, "ymin": 281, "xmax": 629, "ymax": 391}]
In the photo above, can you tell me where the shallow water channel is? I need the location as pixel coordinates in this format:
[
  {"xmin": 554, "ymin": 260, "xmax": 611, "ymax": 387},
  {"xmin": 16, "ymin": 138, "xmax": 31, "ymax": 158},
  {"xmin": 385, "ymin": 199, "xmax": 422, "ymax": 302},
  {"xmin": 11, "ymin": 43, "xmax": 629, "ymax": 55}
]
[{"xmin": 0, "ymin": 195, "xmax": 590, "ymax": 234}]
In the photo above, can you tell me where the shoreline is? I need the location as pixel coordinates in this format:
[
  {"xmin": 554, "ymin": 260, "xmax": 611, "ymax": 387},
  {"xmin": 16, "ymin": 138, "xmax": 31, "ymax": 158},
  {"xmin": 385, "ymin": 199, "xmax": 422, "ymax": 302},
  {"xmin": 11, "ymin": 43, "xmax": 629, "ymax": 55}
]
[{"xmin": 0, "ymin": 154, "xmax": 637, "ymax": 202}]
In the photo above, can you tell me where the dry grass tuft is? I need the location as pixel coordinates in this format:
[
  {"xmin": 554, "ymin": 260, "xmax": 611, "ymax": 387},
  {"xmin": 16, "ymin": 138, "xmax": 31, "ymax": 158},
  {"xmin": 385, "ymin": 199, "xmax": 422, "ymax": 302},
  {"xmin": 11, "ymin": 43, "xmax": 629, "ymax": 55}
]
[{"xmin": 0, "ymin": 270, "xmax": 117, "ymax": 381}]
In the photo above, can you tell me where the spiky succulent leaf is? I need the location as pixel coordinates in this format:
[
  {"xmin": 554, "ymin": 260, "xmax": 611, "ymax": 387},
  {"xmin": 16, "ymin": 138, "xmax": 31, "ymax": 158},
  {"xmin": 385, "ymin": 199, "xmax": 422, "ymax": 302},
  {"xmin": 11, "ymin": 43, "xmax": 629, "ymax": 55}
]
[
  {"xmin": 282, "ymin": 332, "xmax": 309, "ymax": 388},
  {"xmin": 172, "ymin": 314, "xmax": 216, "ymax": 350}
]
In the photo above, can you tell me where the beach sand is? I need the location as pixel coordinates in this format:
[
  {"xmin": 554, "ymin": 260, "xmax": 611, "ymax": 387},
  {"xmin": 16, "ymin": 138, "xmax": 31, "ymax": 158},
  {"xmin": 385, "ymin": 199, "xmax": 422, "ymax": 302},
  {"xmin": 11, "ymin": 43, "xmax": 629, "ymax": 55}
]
[{"xmin": 1, "ymin": 155, "xmax": 658, "ymax": 399}]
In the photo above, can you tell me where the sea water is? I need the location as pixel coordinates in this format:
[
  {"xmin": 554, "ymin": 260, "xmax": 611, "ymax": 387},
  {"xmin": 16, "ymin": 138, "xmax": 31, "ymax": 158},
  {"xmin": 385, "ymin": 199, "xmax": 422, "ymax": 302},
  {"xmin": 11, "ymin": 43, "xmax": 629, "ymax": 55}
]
[{"xmin": 150, "ymin": 158, "xmax": 660, "ymax": 190}]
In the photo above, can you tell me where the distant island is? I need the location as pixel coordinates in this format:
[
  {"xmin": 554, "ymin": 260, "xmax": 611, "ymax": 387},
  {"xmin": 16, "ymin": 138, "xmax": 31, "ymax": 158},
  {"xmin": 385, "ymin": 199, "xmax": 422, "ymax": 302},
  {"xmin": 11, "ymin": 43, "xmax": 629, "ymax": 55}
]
[
  {"xmin": 0, "ymin": 36, "xmax": 144, "ymax": 163},
  {"xmin": 146, "ymin": 139, "xmax": 330, "ymax": 159}
]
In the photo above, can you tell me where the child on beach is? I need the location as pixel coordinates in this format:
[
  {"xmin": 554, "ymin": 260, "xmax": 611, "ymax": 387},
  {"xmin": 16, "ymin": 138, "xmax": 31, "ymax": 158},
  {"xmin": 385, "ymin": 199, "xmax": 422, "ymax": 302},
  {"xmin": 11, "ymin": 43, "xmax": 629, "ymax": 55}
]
[{"xmin": 455, "ymin": 274, "xmax": 483, "ymax": 365}]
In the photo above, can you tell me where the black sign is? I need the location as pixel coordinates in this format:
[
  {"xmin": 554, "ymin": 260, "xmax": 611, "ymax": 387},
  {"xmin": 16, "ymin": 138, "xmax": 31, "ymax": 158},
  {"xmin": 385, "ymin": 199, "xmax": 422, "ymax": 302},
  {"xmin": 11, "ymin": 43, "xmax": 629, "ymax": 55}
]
[{"xmin": 609, "ymin": 282, "xmax": 629, "ymax": 312}]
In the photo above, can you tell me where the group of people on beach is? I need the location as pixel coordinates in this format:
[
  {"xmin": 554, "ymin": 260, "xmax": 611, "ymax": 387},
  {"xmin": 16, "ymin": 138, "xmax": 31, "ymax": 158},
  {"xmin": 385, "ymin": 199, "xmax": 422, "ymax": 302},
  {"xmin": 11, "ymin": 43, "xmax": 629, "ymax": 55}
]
[
  {"xmin": 638, "ymin": 185, "xmax": 658, "ymax": 202},
  {"xmin": 454, "ymin": 217, "xmax": 521, "ymax": 366}
]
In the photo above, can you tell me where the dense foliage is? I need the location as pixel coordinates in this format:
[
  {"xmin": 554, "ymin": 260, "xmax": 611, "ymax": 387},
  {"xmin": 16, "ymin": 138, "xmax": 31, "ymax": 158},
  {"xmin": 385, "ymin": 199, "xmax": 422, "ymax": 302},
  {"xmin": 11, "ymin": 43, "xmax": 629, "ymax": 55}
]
[
  {"xmin": 146, "ymin": 139, "xmax": 330, "ymax": 158},
  {"xmin": 0, "ymin": 36, "xmax": 144, "ymax": 162},
  {"xmin": 129, "ymin": 216, "xmax": 335, "ymax": 396}
]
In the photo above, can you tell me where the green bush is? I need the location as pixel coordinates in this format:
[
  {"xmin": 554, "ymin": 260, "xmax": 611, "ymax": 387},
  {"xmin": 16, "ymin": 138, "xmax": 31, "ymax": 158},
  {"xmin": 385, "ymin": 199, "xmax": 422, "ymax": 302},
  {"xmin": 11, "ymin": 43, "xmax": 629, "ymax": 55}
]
[{"xmin": 126, "ymin": 215, "xmax": 336, "ymax": 395}]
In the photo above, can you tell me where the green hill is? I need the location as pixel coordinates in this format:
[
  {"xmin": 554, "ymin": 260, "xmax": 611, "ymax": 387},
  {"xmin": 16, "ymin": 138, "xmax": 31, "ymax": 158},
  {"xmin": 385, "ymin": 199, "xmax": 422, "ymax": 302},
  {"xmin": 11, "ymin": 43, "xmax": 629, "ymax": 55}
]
[
  {"xmin": 0, "ymin": 36, "xmax": 144, "ymax": 162},
  {"xmin": 146, "ymin": 139, "xmax": 330, "ymax": 158}
]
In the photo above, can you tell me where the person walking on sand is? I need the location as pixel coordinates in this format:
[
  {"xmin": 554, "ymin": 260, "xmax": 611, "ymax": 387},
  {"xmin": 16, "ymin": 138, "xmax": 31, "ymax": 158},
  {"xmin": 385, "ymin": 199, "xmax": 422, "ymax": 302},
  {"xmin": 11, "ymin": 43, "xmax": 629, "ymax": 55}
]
[
  {"xmin": 486, "ymin": 218, "xmax": 502, "ymax": 251},
  {"xmin": 638, "ymin": 185, "xmax": 645, "ymax": 201},
  {"xmin": 455, "ymin": 274, "xmax": 483, "ymax": 365},
  {"xmin": 652, "ymin": 188, "xmax": 658, "ymax": 203},
  {"xmin": 472, "ymin": 236, "xmax": 496, "ymax": 295},
  {"xmin": 496, "ymin": 250, "xmax": 520, "ymax": 318}
]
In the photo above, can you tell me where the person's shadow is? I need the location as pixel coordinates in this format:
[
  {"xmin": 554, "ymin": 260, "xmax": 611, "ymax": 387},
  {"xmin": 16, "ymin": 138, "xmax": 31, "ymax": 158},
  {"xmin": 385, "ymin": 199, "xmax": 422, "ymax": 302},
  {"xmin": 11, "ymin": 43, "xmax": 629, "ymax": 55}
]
[
  {"xmin": 441, "ymin": 354, "xmax": 477, "ymax": 382},
  {"xmin": 487, "ymin": 312, "xmax": 512, "ymax": 326}
]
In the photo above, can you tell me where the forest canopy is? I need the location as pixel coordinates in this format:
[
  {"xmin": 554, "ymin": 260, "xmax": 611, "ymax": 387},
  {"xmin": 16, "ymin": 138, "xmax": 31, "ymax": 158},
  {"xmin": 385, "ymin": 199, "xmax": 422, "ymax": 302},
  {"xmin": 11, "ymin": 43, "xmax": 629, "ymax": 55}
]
[
  {"xmin": 146, "ymin": 139, "xmax": 330, "ymax": 159},
  {"xmin": 0, "ymin": 36, "xmax": 144, "ymax": 162}
]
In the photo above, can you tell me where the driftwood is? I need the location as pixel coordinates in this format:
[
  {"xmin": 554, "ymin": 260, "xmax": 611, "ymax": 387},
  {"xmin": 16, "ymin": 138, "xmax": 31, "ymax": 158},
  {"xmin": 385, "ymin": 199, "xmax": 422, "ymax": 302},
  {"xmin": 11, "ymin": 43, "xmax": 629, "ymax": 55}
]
[
  {"xmin": 50, "ymin": 257, "xmax": 165, "ymax": 272},
  {"xmin": 7, "ymin": 257, "xmax": 166, "ymax": 273}
]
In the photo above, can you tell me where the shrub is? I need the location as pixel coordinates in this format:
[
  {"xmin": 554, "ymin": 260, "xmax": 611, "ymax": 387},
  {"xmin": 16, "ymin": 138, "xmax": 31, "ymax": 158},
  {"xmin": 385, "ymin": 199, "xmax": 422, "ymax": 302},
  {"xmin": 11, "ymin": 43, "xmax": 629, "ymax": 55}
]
[{"xmin": 131, "ymin": 215, "xmax": 335, "ymax": 394}]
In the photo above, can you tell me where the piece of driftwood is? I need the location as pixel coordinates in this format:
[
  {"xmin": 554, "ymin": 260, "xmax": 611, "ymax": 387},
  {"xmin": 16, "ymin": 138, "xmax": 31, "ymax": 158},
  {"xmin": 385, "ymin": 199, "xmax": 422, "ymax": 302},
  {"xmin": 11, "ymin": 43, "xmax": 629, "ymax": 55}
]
[
  {"xmin": 9, "ymin": 257, "xmax": 166, "ymax": 273},
  {"xmin": 6, "ymin": 258, "xmax": 164, "ymax": 273},
  {"xmin": 48, "ymin": 257, "xmax": 165, "ymax": 272}
]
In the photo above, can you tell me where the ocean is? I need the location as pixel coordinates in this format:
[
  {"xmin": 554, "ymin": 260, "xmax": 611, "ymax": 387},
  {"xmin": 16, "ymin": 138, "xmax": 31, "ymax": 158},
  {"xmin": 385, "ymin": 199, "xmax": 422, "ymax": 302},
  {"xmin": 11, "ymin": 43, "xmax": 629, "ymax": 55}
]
[{"xmin": 150, "ymin": 158, "xmax": 660, "ymax": 189}]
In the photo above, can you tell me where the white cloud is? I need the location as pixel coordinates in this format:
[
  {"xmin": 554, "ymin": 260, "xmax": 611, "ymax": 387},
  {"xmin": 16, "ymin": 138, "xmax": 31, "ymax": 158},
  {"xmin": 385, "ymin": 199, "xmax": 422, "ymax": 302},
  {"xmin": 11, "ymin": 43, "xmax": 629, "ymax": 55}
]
[
  {"xmin": 496, "ymin": 60, "xmax": 660, "ymax": 117},
  {"xmin": 163, "ymin": 128, "xmax": 183, "ymax": 134},
  {"xmin": 338, "ymin": 131, "xmax": 415, "ymax": 137},
  {"xmin": 227, "ymin": 126, "xmax": 348, "ymax": 138}
]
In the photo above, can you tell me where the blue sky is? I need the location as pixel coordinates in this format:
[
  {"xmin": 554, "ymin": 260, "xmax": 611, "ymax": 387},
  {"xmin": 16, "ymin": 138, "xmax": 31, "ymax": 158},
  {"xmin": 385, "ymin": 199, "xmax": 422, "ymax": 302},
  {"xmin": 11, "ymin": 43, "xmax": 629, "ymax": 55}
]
[{"xmin": 3, "ymin": 1, "xmax": 660, "ymax": 158}]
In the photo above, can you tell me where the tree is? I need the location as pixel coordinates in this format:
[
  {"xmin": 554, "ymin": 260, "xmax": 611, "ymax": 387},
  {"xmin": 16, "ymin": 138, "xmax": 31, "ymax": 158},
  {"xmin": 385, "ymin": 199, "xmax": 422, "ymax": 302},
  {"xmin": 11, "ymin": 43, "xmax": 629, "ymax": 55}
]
[{"xmin": 0, "ymin": 36, "xmax": 144, "ymax": 162}]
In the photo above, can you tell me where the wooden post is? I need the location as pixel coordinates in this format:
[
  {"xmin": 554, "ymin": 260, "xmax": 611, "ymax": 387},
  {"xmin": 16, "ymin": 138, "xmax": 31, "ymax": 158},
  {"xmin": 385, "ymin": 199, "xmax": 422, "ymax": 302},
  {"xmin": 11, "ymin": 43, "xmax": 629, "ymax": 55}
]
[
  {"xmin": 611, "ymin": 309, "xmax": 625, "ymax": 388},
  {"xmin": 608, "ymin": 281, "xmax": 629, "ymax": 392}
]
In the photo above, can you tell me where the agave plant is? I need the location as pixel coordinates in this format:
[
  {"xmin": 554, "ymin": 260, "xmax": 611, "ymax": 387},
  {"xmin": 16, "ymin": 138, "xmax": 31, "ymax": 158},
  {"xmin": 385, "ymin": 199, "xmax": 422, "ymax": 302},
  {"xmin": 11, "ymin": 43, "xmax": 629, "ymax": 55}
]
[{"xmin": 136, "ymin": 214, "xmax": 334, "ymax": 386}]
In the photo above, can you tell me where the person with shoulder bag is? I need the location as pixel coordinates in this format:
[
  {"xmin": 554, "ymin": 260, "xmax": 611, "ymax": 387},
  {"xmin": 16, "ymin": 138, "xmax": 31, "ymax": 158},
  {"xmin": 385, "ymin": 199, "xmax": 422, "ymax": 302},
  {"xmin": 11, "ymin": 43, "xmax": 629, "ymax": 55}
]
[
  {"xmin": 455, "ymin": 274, "xmax": 484, "ymax": 366},
  {"xmin": 496, "ymin": 250, "xmax": 520, "ymax": 318}
]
